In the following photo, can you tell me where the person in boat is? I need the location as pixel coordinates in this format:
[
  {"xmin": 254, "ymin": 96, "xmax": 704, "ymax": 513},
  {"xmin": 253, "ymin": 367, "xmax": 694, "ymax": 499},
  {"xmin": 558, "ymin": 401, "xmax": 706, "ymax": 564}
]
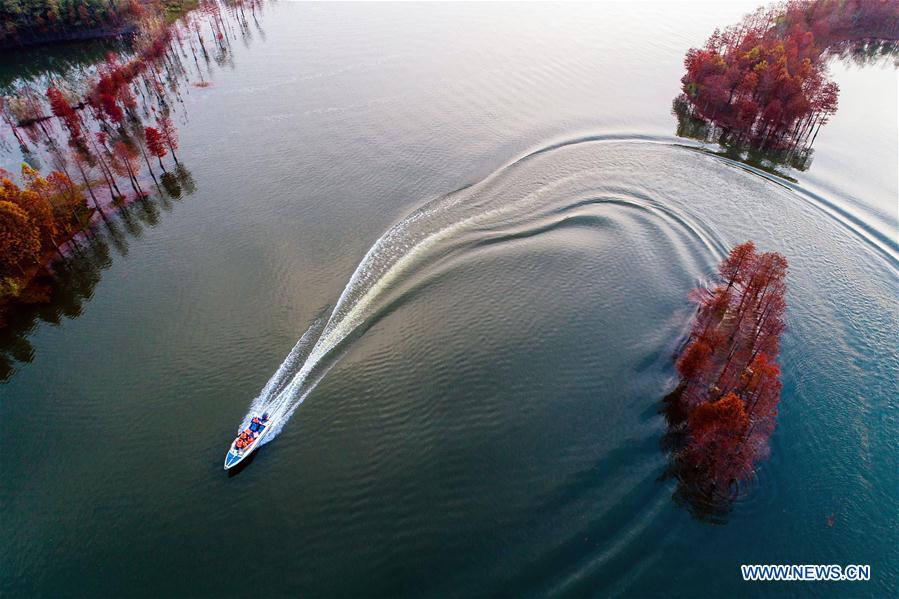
[{"xmin": 252, "ymin": 417, "xmax": 261, "ymax": 426}]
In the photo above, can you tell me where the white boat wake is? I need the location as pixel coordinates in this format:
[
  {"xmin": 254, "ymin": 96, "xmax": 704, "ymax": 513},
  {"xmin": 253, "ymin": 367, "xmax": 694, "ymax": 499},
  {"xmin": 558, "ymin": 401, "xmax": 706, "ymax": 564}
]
[
  {"xmin": 234, "ymin": 136, "xmax": 731, "ymax": 447},
  {"xmin": 237, "ymin": 189, "xmax": 475, "ymax": 443}
]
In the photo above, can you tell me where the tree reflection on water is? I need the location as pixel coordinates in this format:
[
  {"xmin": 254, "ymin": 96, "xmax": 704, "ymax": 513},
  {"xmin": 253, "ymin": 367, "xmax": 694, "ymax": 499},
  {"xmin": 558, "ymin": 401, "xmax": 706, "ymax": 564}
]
[{"xmin": 0, "ymin": 164, "xmax": 195, "ymax": 382}]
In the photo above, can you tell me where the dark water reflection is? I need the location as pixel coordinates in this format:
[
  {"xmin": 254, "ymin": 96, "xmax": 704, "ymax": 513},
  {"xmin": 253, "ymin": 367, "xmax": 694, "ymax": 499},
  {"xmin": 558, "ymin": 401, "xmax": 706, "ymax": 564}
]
[
  {"xmin": 829, "ymin": 38, "xmax": 899, "ymax": 67},
  {"xmin": 0, "ymin": 37, "xmax": 130, "ymax": 93},
  {"xmin": 672, "ymin": 95, "xmax": 814, "ymax": 176}
]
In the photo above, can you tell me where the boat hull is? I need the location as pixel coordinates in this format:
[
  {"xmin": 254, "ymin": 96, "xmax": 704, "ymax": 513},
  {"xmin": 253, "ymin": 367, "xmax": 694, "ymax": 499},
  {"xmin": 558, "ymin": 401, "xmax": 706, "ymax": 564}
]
[{"xmin": 223, "ymin": 421, "xmax": 271, "ymax": 470}]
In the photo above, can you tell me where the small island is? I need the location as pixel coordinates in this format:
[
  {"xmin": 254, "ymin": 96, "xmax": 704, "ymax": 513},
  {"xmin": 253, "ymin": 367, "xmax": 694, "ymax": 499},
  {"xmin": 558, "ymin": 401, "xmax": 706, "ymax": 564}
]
[
  {"xmin": 666, "ymin": 241, "xmax": 788, "ymax": 513},
  {"xmin": 674, "ymin": 0, "xmax": 899, "ymax": 168}
]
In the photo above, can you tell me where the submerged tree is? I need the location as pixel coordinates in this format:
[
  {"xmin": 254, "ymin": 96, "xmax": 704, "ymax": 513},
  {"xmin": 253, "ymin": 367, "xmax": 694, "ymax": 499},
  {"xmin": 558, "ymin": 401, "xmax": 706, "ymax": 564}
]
[
  {"xmin": 46, "ymin": 87, "xmax": 82, "ymax": 140},
  {"xmin": 675, "ymin": 0, "xmax": 899, "ymax": 164},
  {"xmin": 0, "ymin": 1, "xmax": 270, "ymax": 331},
  {"xmin": 157, "ymin": 116, "xmax": 180, "ymax": 163},
  {"xmin": 665, "ymin": 241, "xmax": 788, "ymax": 518},
  {"xmin": 0, "ymin": 166, "xmax": 89, "ymax": 276},
  {"xmin": 0, "ymin": 200, "xmax": 41, "ymax": 277},
  {"xmin": 144, "ymin": 126, "xmax": 169, "ymax": 170}
]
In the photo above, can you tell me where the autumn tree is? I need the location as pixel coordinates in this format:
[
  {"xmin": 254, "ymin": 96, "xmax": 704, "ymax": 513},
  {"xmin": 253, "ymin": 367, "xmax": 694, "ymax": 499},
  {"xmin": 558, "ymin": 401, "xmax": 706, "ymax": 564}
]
[
  {"xmin": 682, "ymin": 393, "xmax": 751, "ymax": 498},
  {"xmin": 667, "ymin": 240, "xmax": 788, "ymax": 507},
  {"xmin": 677, "ymin": 0, "xmax": 899, "ymax": 153},
  {"xmin": 46, "ymin": 87, "xmax": 81, "ymax": 140},
  {"xmin": 17, "ymin": 164, "xmax": 87, "ymax": 254},
  {"xmin": 157, "ymin": 116, "xmax": 179, "ymax": 163},
  {"xmin": 68, "ymin": 140, "xmax": 105, "ymax": 215},
  {"xmin": 0, "ymin": 201, "xmax": 40, "ymax": 276},
  {"xmin": 719, "ymin": 240, "xmax": 756, "ymax": 291},
  {"xmin": 1, "ymin": 175, "xmax": 55, "ymax": 251},
  {"xmin": 48, "ymin": 171, "xmax": 90, "ymax": 232},
  {"xmin": 145, "ymin": 126, "xmax": 169, "ymax": 170}
]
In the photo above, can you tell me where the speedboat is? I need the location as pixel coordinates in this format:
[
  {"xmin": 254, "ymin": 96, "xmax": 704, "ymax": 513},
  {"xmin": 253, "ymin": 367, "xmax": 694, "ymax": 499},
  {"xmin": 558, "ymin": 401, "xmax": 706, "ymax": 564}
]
[{"xmin": 224, "ymin": 413, "xmax": 271, "ymax": 470}]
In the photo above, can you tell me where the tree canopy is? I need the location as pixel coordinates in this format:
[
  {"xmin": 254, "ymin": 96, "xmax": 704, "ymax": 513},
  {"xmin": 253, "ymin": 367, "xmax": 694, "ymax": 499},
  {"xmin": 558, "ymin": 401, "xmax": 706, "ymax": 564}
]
[
  {"xmin": 669, "ymin": 241, "xmax": 788, "ymax": 509},
  {"xmin": 678, "ymin": 0, "xmax": 899, "ymax": 152}
]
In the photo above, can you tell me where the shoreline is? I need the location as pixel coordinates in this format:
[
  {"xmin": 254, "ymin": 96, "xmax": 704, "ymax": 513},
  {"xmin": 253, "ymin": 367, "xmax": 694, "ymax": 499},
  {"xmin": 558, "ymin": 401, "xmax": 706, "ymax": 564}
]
[
  {"xmin": 0, "ymin": 0, "xmax": 199, "ymax": 52},
  {"xmin": 0, "ymin": 25, "xmax": 136, "ymax": 51}
]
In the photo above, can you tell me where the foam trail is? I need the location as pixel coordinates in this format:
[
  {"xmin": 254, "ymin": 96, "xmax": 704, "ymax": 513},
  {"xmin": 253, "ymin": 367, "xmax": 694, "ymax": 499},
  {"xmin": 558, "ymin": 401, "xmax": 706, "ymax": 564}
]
[
  {"xmin": 241, "ymin": 192, "xmax": 492, "ymax": 442},
  {"xmin": 239, "ymin": 318, "xmax": 322, "ymax": 432},
  {"xmin": 239, "ymin": 140, "xmax": 630, "ymax": 443}
]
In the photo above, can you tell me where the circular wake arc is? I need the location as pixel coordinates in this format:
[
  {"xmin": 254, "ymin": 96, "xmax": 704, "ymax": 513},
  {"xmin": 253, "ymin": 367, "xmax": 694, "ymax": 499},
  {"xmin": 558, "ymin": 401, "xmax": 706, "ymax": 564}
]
[{"xmin": 236, "ymin": 134, "xmax": 896, "ymax": 450}]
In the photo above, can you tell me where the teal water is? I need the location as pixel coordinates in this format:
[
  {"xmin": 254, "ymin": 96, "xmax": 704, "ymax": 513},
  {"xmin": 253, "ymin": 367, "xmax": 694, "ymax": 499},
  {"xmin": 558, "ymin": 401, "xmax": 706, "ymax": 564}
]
[{"xmin": 1, "ymin": 2, "xmax": 897, "ymax": 596}]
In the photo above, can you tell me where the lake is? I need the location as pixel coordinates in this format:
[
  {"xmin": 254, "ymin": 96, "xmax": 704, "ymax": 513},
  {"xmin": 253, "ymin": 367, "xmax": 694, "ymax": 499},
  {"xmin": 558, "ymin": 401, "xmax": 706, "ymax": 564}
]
[{"xmin": 1, "ymin": 1, "xmax": 897, "ymax": 596}]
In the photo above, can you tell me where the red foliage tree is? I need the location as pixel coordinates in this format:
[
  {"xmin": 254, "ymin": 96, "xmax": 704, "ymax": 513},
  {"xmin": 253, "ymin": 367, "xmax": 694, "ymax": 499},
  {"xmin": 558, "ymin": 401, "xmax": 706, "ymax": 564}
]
[
  {"xmin": 719, "ymin": 240, "xmax": 756, "ymax": 291},
  {"xmin": 678, "ymin": 0, "xmax": 899, "ymax": 152},
  {"xmin": 0, "ymin": 200, "xmax": 41, "ymax": 276},
  {"xmin": 669, "ymin": 241, "xmax": 788, "ymax": 505},
  {"xmin": 144, "ymin": 126, "xmax": 169, "ymax": 170},
  {"xmin": 157, "ymin": 116, "xmax": 179, "ymax": 163},
  {"xmin": 46, "ymin": 87, "xmax": 81, "ymax": 140},
  {"xmin": 683, "ymin": 393, "xmax": 752, "ymax": 497}
]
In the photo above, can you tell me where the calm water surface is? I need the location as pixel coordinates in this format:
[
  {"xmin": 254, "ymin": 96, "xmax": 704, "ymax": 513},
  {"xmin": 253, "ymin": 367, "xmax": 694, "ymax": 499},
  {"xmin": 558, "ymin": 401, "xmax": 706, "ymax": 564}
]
[{"xmin": 1, "ymin": 2, "xmax": 897, "ymax": 596}]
